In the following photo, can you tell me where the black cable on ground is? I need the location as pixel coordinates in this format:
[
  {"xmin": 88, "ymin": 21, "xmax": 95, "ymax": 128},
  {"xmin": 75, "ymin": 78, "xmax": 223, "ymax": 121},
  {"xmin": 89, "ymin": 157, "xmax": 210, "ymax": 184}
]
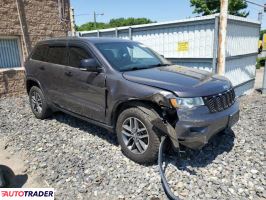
[{"xmin": 158, "ymin": 136, "xmax": 181, "ymax": 200}]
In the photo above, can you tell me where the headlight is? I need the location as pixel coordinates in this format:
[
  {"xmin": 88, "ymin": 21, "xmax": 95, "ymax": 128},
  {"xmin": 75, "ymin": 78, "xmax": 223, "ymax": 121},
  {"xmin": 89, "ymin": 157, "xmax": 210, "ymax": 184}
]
[{"xmin": 170, "ymin": 97, "xmax": 204, "ymax": 109}]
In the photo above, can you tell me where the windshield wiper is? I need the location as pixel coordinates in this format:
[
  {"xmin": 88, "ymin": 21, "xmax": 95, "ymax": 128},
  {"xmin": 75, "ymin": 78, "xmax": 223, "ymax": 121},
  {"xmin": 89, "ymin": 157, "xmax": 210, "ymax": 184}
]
[
  {"xmin": 150, "ymin": 63, "xmax": 170, "ymax": 67},
  {"xmin": 122, "ymin": 63, "xmax": 170, "ymax": 72},
  {"xmin": 122, "ymin": 66, "xmax": 151, "ymax": 72}
]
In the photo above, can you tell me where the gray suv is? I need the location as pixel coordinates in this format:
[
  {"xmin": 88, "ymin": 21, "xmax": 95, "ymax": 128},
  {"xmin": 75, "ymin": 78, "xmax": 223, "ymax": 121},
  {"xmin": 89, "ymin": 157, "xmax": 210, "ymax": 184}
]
[{"xmin": 25, "ymin": 37, "xmax": 239, "ymax": 164}]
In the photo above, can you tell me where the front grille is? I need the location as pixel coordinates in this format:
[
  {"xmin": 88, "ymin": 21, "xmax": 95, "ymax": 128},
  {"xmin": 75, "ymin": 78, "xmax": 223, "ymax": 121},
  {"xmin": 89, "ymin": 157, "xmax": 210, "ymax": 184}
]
[{"xmin": 203, "ymin": 89, "xmax": 235, "ymax": 113}]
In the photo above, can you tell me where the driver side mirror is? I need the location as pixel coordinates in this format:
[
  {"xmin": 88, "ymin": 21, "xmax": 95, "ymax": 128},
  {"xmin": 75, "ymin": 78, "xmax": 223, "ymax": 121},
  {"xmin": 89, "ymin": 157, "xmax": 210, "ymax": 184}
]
[{"xmin": 80, "ymin": 58, "xmax": 101, "ymax": 72}]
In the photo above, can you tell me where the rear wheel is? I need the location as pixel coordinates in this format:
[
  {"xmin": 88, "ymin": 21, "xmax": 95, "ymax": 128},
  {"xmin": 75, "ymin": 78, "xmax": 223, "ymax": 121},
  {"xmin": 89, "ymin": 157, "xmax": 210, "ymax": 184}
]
[
  {"xmin": 29, "ymin": 86, "xmax": 51, "ymax": 119},
  {"xmin": 116, "ymin": 105, "xmax": 161, "ymax": 164}
]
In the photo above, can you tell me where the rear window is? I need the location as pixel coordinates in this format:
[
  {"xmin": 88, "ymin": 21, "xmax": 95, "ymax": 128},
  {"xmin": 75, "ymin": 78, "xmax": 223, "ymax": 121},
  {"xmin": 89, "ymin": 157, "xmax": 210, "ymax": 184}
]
[
  {"xmin": 31, "ymin": 44, "xmax": 68, "ymax": 66},
  {"xmin": 31, "ymin": 45, "xmax": 49, "ymax": 62}
]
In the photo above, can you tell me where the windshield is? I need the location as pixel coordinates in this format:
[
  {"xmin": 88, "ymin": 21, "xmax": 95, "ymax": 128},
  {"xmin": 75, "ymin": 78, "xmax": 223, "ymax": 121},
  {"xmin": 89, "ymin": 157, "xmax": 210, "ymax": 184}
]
[{"xmin": 95, "ymin": 42, "xmax": 170, "ymax": 72}]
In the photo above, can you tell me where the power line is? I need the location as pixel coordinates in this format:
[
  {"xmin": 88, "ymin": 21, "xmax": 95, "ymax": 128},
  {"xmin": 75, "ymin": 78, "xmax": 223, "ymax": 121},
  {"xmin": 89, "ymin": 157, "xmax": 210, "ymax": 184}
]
[
  {"xmin": 248, "ymin": 4, "xmax": 263, "ymax": 12},
  {"xmin": 75, "ymin": 13, "xmax": 103, "ymax": 17},
  {"xmin": 245, "ymin": 0, "xmax": 266, "ymax": 23},
  {"xmin": 75, "ymin": 14, "xmax": 93, "ymax": 17},
  {"xmin": 245, "ymin": 0, "xmax": 265, "ymax": 8},
  {"xmin": 74, "ymin": 12, "xmax": 104, "ymax": 29},
  {"xmin": 203, "ymin": 0, "xmax": 265, "ymax": 9}
]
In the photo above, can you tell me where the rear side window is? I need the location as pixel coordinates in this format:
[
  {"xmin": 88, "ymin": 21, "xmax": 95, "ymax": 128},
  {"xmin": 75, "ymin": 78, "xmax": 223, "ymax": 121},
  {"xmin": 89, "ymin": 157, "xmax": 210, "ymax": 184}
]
[
  {"xmin": 31, "ymin": 45, "xmax": 49, "ymax": 62},
  {"xmin": 31, "ymin": 45, "xmax": 68, "ymax": 66},
  {"xmin": 47, "ymin": 46, "xmax": 68, "ymax": 65},
  {"xmin": 69, "ymin": 47, "xmax": 92, "ymax": 68}
]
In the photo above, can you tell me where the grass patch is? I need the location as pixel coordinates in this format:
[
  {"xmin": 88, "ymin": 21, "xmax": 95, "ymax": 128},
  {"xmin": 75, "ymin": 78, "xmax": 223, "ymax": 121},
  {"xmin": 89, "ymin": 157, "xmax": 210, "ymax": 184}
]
[{"xmin": 256, "ymin": 57, "xmax": 266, "ymax": 69}]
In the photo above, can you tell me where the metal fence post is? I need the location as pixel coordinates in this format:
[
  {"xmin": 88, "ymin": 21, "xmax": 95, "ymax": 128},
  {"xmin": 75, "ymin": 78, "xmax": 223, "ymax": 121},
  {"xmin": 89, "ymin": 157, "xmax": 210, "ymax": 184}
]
[
  {"xmin": 212, "ymin": 16, "xmax": 219, "ymax": 73},
  {"xmin": 115, "ymin": 28, "xmax": 118, "ymax": 38},
  {"xmin": 262, "ymin": 61, "xmax": 266, "ymax": 94},
  {"xmin": 129, "ymin": 27, "xmax": 132, "ymax": 40}
]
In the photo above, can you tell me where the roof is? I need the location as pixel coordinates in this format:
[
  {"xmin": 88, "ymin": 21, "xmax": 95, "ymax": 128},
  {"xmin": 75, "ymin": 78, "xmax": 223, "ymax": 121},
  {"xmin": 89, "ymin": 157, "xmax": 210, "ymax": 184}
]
[{"xmin": 37, "ymin": 37, "xmax": 134, "ymax": 45}]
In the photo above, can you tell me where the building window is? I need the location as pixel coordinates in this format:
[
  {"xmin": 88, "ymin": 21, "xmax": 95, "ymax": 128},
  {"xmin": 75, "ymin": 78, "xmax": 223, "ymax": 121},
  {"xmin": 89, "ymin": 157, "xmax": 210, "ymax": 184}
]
[{"xmin": 0, "ymin": 37, "xmax": 22, "ymax": 69}]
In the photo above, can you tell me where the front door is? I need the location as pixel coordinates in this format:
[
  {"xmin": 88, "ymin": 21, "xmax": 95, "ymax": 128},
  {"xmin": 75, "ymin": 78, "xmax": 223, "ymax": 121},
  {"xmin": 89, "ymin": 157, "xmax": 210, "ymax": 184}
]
[
  {"xmin": 44, "ymin": 44, "xmax": 68, "ymax": 105},
  {"xmin": 61, "ymin": 43, "xmax": 106, "ymax": 122}
]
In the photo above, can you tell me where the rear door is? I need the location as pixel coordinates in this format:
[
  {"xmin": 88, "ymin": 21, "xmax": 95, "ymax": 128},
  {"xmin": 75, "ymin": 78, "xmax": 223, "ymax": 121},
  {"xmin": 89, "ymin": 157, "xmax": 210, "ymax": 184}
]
[
  {"xmin": 30, "ymin": 43, "xmax": 68, "ymax": 105},
  {"xmin": 61, "ymin": 41, "xmax": 106, "ymax": 122}
]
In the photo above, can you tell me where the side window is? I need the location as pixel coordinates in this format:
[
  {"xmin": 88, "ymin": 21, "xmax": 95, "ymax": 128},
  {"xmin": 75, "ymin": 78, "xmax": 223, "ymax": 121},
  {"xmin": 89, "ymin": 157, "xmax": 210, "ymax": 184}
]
[
  {"xmin": 47, "ymin": 46, "xmax": 68, "ymax": 65},
  {"xmin": 31, "ymin": 45, "xmax": 49, "ymax": 62},
  {"xmin": 69, "ymin": 46, "xmax": 92, "ymax": 68}
]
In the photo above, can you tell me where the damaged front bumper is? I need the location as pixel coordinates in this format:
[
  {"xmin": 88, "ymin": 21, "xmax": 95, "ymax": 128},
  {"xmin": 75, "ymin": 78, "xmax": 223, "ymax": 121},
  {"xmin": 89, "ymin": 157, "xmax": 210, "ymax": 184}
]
[{"xmin": 174, "ymin": 99, "xmax": 240, "ymax": 149}]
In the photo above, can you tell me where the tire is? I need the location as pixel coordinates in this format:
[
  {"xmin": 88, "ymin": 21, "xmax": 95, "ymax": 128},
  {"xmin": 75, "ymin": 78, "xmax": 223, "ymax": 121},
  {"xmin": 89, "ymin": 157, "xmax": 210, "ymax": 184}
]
[
  {"xmin": 29, "ymin": 86, "xmax": 51, "ymax": 119},
  {"xmin": 116, "ymin": 105, "xmax": 161, "ymax": 164}
]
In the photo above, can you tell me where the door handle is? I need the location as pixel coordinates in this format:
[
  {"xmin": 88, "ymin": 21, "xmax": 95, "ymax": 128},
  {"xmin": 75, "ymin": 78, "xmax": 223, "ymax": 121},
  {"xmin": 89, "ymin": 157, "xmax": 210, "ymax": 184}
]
[
  {"xmin": 39, "ymin": 66, "xmax": 45, "ymax": 70},
  {"xmin": 65, "ymin": 71, "xmax": 72, "ymax": 77}
]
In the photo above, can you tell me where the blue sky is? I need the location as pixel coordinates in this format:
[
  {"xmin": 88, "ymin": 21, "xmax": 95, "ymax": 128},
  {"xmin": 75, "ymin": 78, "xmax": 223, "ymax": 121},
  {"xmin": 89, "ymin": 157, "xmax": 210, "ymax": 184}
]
[{"xmin": 70, "ymin": 0, "xmax": 266, "ymax": 29}]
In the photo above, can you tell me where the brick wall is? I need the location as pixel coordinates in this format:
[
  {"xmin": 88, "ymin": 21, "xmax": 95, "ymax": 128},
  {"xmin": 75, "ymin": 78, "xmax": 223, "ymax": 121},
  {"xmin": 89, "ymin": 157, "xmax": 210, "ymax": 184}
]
[
  {"xmin": 0, "ymin": 69, "xmax": 25, "ymax": 97},
  {"xmin": 0, "ymin": 0, "xmax": 70, "ymax": 97}
]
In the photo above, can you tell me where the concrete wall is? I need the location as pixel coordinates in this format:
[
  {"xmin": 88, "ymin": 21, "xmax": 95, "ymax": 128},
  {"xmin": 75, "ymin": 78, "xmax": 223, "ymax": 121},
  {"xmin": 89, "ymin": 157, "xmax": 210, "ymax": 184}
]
[{"xmin": 0, "ymin": 0, "xmax": 70, "ymax": 97}]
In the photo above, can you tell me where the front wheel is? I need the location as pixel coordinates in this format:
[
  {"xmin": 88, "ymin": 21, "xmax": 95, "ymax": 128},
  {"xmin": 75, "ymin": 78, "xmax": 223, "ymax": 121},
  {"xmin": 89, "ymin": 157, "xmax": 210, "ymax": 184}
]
[{"xmin": 116, "ymin": 106, "xmax": 161, "ymax": 164}]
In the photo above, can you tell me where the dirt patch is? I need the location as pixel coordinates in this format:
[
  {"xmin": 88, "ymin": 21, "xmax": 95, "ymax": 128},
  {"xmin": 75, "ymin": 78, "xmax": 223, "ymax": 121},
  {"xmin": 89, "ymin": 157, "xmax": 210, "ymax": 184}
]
[{"xmin": 0, "ymin": 139, "xmax": 48, "ymax": 188}]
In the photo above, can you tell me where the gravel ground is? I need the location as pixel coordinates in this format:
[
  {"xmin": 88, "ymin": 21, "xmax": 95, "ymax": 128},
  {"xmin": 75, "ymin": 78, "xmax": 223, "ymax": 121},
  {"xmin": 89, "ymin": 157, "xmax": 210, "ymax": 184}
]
[{"xmin": 0, "ymin": 92, "xmax": 265, "ymax": 200}]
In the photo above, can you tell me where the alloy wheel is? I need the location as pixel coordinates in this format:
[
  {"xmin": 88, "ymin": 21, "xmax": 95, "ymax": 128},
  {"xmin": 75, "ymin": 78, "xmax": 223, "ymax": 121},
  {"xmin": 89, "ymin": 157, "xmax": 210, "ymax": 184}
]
[
  {"xmin": 121, "ymin": 117, "xmax": 149, "ymax": 154},
  {"xmin": 31, "ymin": 91, "xmax": 43, "ymax": 114}
]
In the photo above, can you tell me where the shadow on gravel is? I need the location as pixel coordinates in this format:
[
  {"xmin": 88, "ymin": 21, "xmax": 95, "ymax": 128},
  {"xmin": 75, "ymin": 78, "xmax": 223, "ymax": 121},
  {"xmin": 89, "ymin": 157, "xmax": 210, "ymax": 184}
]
[
  {"xmin": 165, "ymin": 129, "xmax": 235, "ymax": 175},
  {"xmin": 51, "ymin": 112, "xmax": 118, "ymax": 146},
  {"xmin": 48, "ymin": 112, "xmax": 235, "ymax": 174},
  {"xmin": 0, "ymin": 165, "xmax": 28, "ymax": 188}
]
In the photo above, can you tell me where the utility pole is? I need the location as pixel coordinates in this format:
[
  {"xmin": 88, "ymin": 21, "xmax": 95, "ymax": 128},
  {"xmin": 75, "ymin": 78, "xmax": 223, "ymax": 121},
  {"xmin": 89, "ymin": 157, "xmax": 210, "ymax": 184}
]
[
  {"xmin": 94, "ymin": 11, "xmax": 97, "ymax": 29},
  {"xmin": 70, "ymin": 7, "xmax": 76, "ymax": 36},
  {"xmin": 93, "ymin": 11, "xmax": 104, "ymax": 29},
  {"xmin": 217, "ymin": 0, "xmax": 229, "ymax": 75}
]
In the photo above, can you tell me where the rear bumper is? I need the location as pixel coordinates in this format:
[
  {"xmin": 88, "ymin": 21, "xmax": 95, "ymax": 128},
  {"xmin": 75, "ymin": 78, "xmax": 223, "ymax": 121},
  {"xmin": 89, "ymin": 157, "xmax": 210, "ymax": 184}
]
[{"xmin": 175, "ymin": 99, "xmax": 240, "ymax": 149}]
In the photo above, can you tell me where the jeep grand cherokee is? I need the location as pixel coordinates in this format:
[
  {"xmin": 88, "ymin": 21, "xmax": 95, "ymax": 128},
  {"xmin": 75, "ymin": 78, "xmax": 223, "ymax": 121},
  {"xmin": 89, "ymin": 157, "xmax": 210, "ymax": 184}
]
[{"xmin": 25, "ymin": 37, "xmax": 239, "ymax": 164}]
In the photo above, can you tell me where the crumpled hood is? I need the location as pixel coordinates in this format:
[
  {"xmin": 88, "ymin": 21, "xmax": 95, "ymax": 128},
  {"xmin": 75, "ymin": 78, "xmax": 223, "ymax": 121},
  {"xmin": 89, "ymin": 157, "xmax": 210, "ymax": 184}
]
[{"xmin": 122, "ymin": 65, "xmax": 232, "ymax": 97}]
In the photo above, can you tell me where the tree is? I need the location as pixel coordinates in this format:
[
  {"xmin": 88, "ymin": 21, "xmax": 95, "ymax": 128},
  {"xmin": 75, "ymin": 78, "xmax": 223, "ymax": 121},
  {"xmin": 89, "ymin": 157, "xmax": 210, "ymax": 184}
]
[
  {"xmin": 76, "ymin": 17, "xmax": 155, "ymax": 31},
  {"xmin": 190, "ymin": 0, "xmax": 249, "ymax": 17},
  {"xmin": 77, "ymin": 22, "xmax": 107, "ymax": 31},
  {"xmin": 109, "ymin": 18, "xmax": 154, "ymax": 27}
]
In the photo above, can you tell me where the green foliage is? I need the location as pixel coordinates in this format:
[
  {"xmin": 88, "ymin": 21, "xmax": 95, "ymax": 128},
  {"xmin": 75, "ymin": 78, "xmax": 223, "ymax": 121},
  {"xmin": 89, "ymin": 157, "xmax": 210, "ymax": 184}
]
[
  {"xmin": 256, "ymin": 57, "xmax": 266, "ymax": 69},
  {"xmin": 109, "ymin": 18, "xmax": 154, "ymax": 27},
  {"xmin": 190, "ymin": 0, "xmax": 249, "ymax": 17},
  {"xmin": 77, "ymin": 22, "xmax": 107, "ymax": 31},
  {"xmin": 260, "ymin": 29, "xmax": 266, "ymax": 40},
  {"xmin": 76, "ymin": 17, "xmax": 155, "ymax": 31}
]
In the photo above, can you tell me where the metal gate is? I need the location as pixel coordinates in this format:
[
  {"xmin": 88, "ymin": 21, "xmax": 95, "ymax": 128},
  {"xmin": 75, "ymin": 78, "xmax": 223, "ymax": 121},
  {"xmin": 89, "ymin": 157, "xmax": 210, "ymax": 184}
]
[
  {"xmin": 0, "ymin": 37, "xmax": 22, "ymax": 69},
  {"xmin": 79, "ymin": 14, "xmax": 261, "ymax": 96}
]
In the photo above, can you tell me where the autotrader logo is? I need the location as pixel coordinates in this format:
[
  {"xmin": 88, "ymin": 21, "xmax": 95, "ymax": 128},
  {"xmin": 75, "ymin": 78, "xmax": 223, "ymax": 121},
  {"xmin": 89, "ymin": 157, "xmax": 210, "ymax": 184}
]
[{"xmin": 0, "ymin": 188, "xmax": 54, "ymax": 200}]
